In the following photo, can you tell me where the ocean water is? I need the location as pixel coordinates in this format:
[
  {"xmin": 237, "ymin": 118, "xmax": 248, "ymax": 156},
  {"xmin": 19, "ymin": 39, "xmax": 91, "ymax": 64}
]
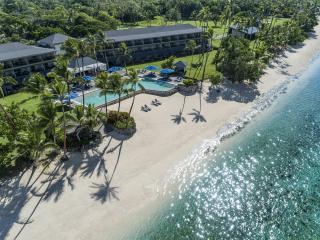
[{"xmin": 124, "ymin": 53, "xmax": 320, "ymax": 240}]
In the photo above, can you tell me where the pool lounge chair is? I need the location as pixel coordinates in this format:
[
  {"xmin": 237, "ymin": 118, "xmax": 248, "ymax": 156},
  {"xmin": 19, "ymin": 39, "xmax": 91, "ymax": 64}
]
[
  {"xmin": 141, "ymin": 105, "xmax": 151, "ymax": 112},
  {"xmin": 155, "ymin": 99, "xmax": 162, "ymax": 105},
  {"xmin": 145, "ymin": 104, "xmax": 151, "ymax": 111}
]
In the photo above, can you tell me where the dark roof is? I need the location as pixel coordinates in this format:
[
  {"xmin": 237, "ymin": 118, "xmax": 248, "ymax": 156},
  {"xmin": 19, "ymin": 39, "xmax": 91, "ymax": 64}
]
[
  {"xmin": 68, "ymin": 57, "xmax": 98, "ymax": 68},
  {"xmin": 105, "ymin": 24, "xmax": 202, "ymax": 42},
  {"xmin": 0, "ymin": 42, "xmax": 55, "ymax": 62},
  {"xmin": 230, "ymin": 25, "xmax": 259, "ymax": 35},
  {"xmin": 37, "ymin": 33, "xmax": 69, "ymax": 47}
]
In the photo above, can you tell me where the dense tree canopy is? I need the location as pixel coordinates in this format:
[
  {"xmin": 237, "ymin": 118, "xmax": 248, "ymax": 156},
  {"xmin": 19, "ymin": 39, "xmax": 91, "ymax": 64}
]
[{"xmin": 0, "ymin": 0, "xmax": 319, "ymax": 43}]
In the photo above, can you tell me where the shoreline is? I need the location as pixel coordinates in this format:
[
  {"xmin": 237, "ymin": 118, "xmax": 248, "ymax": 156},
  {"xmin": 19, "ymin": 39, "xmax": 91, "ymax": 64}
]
[{"xmin": 2, "ymin": 25, "xmax": 320, "ymax": 240}]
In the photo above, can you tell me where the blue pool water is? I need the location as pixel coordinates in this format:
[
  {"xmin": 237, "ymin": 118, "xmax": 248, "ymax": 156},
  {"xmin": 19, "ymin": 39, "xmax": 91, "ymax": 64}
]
[
  {"xmin": 73, "ymin": 79, "xmax": 175, "ymax": 106},
  {"xmin": 123, "ymin": 54, "xmax": 320, "ymax": 239}
]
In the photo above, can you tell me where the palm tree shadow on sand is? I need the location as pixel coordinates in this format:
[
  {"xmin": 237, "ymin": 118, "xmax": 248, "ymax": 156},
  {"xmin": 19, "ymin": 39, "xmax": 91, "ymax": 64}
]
[
  {"xmin": 90, "ymin": 179, "xmax": 119, "ymax": 204},
  {"xmin": 218, "ymin": 81, "xmax": 260, "ymax": 103},
  {"xmin": 171, "ymin": 95, "xmax": 188, "ymax": 125},
  {"xmin": 188, "ymin": 109, "xmax": 207, "ymax": 123},
  {"xmin": 171, "ymin": 111, "xmax": 187, "ymax": 124},
  {"xmin": 90, "ymin": 141, "xmax": 124, "ymax": 203}
]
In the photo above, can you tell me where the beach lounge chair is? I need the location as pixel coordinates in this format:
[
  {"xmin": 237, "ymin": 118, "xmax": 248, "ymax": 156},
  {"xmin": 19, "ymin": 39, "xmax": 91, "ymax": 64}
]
[
  {"xmin": 151, "ymin": 100, "xmax": 158, "ymax": 106},
  {"xmin": 141, "ymin": 106, "xmax": 148, "ymax": 112},
  {"xmin": 155, "ymin": 99, "xmax": 162, "ymax": 105},
  {"xmin": 144, "ymin": 104, "xmax": 151, "ymax": 111}
]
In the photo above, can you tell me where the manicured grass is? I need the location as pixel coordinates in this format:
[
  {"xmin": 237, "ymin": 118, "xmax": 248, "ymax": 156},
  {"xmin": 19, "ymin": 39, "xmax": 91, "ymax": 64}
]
[
  {"xmin": 274, "ymin": 18, "xmax": 290, "ymax": 26},
  {"xmin": 0, "ymin": 92, "xmax": 40, "ymax": 113},
  {"xmin": 130, "ymin": 50, "xmax": 218, "ymax": 80},
  {"xmin": 130, "ymin": 39, "xmax": 220, "ymax": 79}
]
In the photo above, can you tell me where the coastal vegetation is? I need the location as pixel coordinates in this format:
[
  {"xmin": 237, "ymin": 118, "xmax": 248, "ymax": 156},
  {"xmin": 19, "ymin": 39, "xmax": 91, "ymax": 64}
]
[{"xmin": 0, "ymin": 0, "xmax": 319, "ymax": 176}]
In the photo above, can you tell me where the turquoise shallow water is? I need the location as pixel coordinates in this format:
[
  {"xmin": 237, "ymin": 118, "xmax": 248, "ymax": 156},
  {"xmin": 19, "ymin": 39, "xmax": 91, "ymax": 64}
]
[
  {"xmin": 73, "ymin": 79, "xmax": 175, "ymax": 106},
  {"xmin": 125, "ymin": 54, "xmax": 320, "ymax": 240}
]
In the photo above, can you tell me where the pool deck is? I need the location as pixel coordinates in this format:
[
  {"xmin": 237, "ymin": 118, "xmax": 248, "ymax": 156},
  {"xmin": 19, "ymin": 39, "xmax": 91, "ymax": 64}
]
[{"xmin": 72, "ymin": 78, "xmax": 180, "ymax": 108}]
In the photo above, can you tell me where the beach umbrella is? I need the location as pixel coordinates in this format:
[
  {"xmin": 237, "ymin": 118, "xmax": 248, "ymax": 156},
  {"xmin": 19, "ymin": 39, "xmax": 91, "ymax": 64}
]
[
  {"xmin": 144, "ymin": 65, "xmax": 159, "ymax": 71},
  {"xmin": 160, "ymin": 68, "xmax": 175, "ymax": 75},
  {"xmin": 107, "ymin": 66, "xmax": 123, "ymax": 73},
  {"xmin": 83, "ymin": 76, "xmax": 93, "ymax": 81},
  {"xmin": 69, "ymin": 92, "xmax": 79, "ymax": 99}
]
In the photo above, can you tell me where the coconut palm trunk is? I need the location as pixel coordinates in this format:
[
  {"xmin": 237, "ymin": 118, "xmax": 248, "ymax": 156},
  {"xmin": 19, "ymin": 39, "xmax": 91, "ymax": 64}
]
[
  {"xmin": 128, "ymin": 87, "xmax": 136, "ymax": 117},
  {"xmin": 117, "ymin": 93, "xmax": 121, "ymax": 114},
  {"xmin": 59, "ymin": 98, "xmax": 67, "ymax": 159},
  {"xmin": 103, "ymin": 50, "xmax": 109, "ymax": 70}
]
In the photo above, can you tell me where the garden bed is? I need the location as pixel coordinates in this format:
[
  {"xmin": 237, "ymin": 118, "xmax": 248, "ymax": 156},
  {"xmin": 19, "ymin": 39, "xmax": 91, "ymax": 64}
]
[{"xmin": 105, "ymin": 111, "xmax": 137, "ymax": 137}]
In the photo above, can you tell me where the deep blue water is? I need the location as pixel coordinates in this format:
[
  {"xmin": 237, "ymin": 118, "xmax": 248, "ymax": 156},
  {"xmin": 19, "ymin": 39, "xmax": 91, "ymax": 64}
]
[{"xmin": 126, "ymin": 54, "xmax": 320, "ymax": 240}]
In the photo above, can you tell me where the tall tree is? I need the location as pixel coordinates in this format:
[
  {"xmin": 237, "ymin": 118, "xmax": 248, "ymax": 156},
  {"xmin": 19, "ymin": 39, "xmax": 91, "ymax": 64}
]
[
  {"xmin": 24, "ymin": 73, "xmax": 48, "ymax": 95},
  {"xmin": 50, "ymin": 80, "xmax": 69, "ymax": 160},
  {"xmin": 96, "ymin": 30, "xmax": 112, "ymax": 70},
  {"xmin": 96, "ymin": 72, "xmax": 111, "ymax": 117},
  {"xmin": 16, "ymin": 117, "xmax": 56, "ymax": 166},
  {"xmin": 108, "ymin": 73, "xmax": 126, "ymax": 115},
  {"xmin": 127, "ymin": 69, "xmax": 144, "ymax": 117},
  {"xmin": 49, "ymin": 56, "xmax": 74, "ymax": 109},
  {"xmin": 185, "ymin": 39, "xmax": 197, "ymax": 77},
  {"xmin": 118, "ymin": 42, "xmax": 130, "ymax": 73},
  {"xmin": 0, "ymin": 64, "xmax": 17, "ymax": 131}
]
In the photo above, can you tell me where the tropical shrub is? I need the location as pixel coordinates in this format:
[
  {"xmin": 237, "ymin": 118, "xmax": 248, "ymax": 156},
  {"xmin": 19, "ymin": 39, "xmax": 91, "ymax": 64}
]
[
  {"xmin": 183, "ymin": 79, "xmax": 195, "ymax": 86},
  {"xmin": 107, "ymin": 111, "xmax": 136, "ymax": 130},
  {"xmin": 208, "ymin": 72, "xmax": 223, "ymax": 86},
  {"xmin": 161, "ymin": 56, "xmax": 176, "ymax": 69}
]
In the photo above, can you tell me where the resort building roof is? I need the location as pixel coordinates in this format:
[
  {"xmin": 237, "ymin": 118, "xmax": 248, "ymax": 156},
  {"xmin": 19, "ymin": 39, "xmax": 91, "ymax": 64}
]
[
  {"xmin": 0, "ymin": 42, "xmax": 55, "ymax": 62},
  {"xmin": 230, "ymin": 24, "xmax": 259, "ymax": 35},
  {"xmin": 104, "ymin": 24, "xmax": 202, "ymax": 43},
  {"xmin": 68, "ymin": 57, "xmax": 106, "ymax": 74},
  {"xmin": 37, "ymin": 33, "xmax": 69, "ymax": 48}
]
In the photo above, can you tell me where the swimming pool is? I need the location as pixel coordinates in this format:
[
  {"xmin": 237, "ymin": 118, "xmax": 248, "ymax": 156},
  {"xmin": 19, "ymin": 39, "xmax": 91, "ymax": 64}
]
[{"xmin": 73, "ymin": 79, "xmax": 176, "ymax": 107}]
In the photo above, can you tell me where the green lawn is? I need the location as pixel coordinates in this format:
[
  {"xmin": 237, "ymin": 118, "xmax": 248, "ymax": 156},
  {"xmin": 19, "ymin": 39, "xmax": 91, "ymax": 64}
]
[
  {"xmin": 274, "ymin": 18, "xmax": 290, "ymax": 26},
  {"xmin": 0, "ymin": 92, "xmax": 40, "ymax": 113},
  {"xmin": 130, "ymin": 39, "xmax": 220, "ymax": 80}
]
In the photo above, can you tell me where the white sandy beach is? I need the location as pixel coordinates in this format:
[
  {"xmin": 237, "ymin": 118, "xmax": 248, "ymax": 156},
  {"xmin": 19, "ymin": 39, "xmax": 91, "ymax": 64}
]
[{"xmin": 2, "ymin": 24, "xmax": 320, "ymax": 240}]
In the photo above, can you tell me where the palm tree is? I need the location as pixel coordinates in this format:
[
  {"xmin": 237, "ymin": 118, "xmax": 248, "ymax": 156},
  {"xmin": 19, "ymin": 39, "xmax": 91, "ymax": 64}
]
[
  {"xmin": 74, "ymin": 76, "xmax": 87, "ymax": 112},
  {"xmin": 0, "ymin": 64, "xmax": 16, "ymax": 97},
  {"xmin": 72, "ymin": 105, "xmax": 84, "ymax": 126},
  {"xmin": 0, "ymin": 64, "xmax": 17, "ymax": 130},
  {"xmin": 17, "ymin": 118, "xmax": 57, "ymax": 166},
  {"xmin": 95, "ymin": 72, "xmax": 111, "ymax": 117},
  {"xmin": 215, "ymin": 0, "xmax": 233, "ymax": 65},
  {"xmin": 50, "ymin": 80, "xmax": 68, "ymax": 160},
  {"xmin": 50, "ymin": 56, "xmax": 75, "ymax": 108},
  {"xmin": 185, "ymin": 40, "xmax": 197, "ymax": 77},
  {"xmin": 127, "ymin": 69, "xmax": 144, "ymax": 117},
  {"xmin": 83, "ymin": 104, "xmax": 102, "ymax": 131},
  {"xmin": 62, "ymin": 38, "xmax": 81, "ymax": 75},
  {"xmin": 119, "ymin": 42, "xmax": 130, "ymax": 74},
  {"xmin": 199, "ymin": 27, "xmax": 215, "ymax": 113},
  {"xmin": 38, "ymin": 100, "xmax": 59, "ymax": 144},
  {"xmin": 24, "ymin": 73, "xmax": 48, "ymax": 95},
  {"xmin": 108, "ymin": 73, "xmax": 126, "ymax": 115},
  {"xmin": 96, "ymin": 30, "xmax": 111, "ymax": 70},
  {"xmin": 87, "ymin": 34, "xmax": 99, "ymax": 74},
  {"xmin": 78, "ymin": 39, "xmax": 89, "ymax": 76}
]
